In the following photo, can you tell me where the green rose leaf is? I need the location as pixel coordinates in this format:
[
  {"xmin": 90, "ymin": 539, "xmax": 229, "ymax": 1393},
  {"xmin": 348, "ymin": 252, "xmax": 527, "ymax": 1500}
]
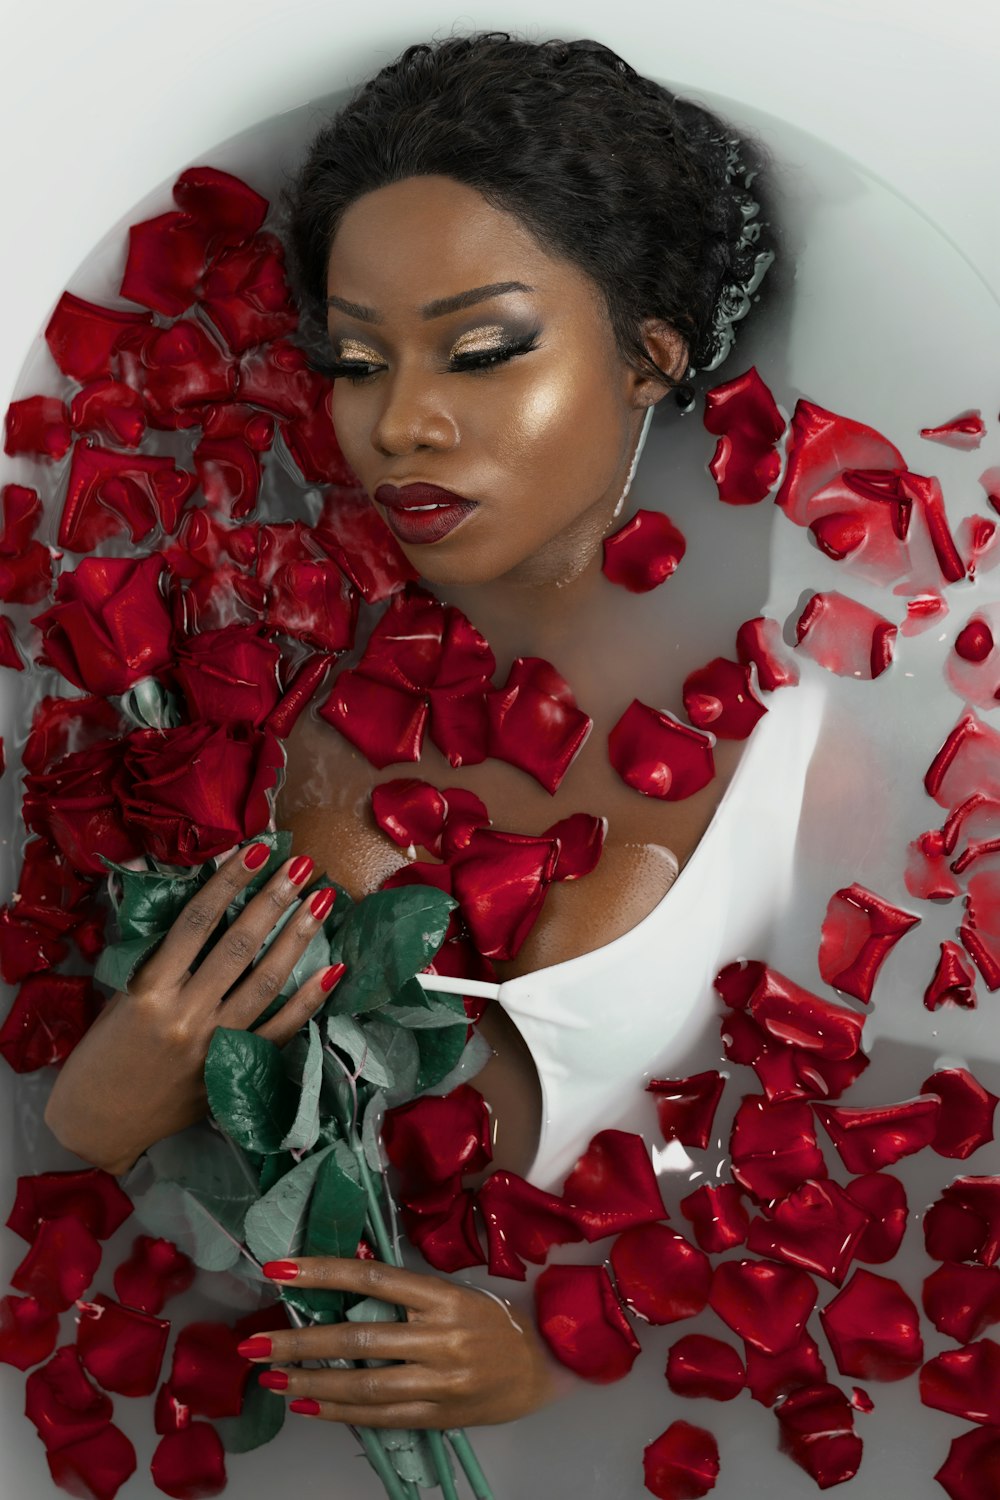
[
  {"xmin": 363, "ymin": 1022, "xmax": 420, "ymax": 1109},
  {"xmin": 325, "ymin": 1013, "xmax": 395, "ymax": 1090},
  {"xmin": 361, "ymin": 1089, "xmax": 387, "ymax": 1174},
  {"xmin": 422, "ymin": 1028, "xmax": 492, "ymax": 1096},
  {"xmin": 132, "ymin": 1179, "xmax": 244, "ymax": 1273},
  {"xmin": 243, "ymin": 1144, "xmax": 335, "ymax": 1266},
  {"xmin": 118, "ymin": 675, "xmax": 183, "ymax": 731},
  {"xmin": 205, "ymin": 1028, "xmax": 298, "ymax": 1154},
  {"xmin": 415, "ymin": 1021, "xmax": 470, "ymax": 1094},
  {"xmin": 327, "ymin": 887, "xmax": 456, "ymax": 1016},
  {"xmin": 381, "ymin": 975, "xmax": 470, "ymax": 1027},
  {"xmin": 259, "ymin": 1149, "xmax": 297, "ymax": 1195},
  {"xmin": 280, "ymin": 1019, "xmax": 323, "ymax": 1152},
  {"xmin": 93, "ymin": 933, "xmax": 164, "ymax": 993},
  {"xmin": 215, "ymin": 1368, "xmax": 286, "ymax": 1454}
]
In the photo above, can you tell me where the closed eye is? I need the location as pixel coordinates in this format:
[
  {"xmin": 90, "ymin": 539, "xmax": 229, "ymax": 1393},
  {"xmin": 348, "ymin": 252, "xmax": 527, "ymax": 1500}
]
[{"xmin": 322, "ymin": 329, "xmax": 542, "ymax": 385}]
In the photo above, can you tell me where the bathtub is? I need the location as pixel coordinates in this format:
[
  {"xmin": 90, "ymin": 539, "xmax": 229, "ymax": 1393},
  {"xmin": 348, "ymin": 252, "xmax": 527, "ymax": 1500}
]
[{"xmin": 3, "ymin": 3, "xmax": 1000, "ymax": 1497}]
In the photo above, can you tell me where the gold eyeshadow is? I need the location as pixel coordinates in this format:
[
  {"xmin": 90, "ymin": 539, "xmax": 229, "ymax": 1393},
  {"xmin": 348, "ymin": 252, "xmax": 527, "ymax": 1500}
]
[{"xmin": 334, "ymin": 323, "xmax": 512, "ymax": 362}]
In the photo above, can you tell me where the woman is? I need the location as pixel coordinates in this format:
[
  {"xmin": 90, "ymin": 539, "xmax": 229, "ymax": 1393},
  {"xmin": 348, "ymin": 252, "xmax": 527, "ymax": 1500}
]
[{"xmin": 42, "ymin": 29, "xmax": 817, "ymax": 1463}]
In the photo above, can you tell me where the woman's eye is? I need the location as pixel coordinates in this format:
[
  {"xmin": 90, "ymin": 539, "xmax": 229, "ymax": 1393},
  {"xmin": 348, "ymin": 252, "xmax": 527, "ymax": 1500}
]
[{"xmin": 325, "ymin": 331, "xmax": 540, "ymax": 385}]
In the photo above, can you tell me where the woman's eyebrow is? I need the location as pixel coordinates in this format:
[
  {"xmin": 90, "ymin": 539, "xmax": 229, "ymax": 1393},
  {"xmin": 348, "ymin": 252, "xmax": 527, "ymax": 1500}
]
[{"xmin": 325, "ymin": 281, "xmax": 535, "ymax": 324}]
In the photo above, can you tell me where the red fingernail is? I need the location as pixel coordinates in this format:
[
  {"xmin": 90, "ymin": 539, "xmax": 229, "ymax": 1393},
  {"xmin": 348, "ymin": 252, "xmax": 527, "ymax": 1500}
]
[
  {"xmin": 308, "ymin": 887, "xmax": 335, "ymax": 921},
  {"xmin": 243, "ymin": 842, "xmax": 270, "ymax": 871},
  {"xmin": 290, "ymin": 1398, "xmax": 321, "ymax": 1416},
  {"xmin": 288, "ymin": 855, "xmax": 314, "ymax": 886},
  {"xmin": 263, "ymin": 1260, "xmax": 300, "ymax": 1281},
  {"xmin": 258, "ymin": 1370, "xmax": 288, "ymax": 1391},
  {"xmin": 237, "ymin": 1336, "xmax": 272, "ymax": 1359},
  {"xmin": 320, "ymin": 961, "xmax": 346, "ymax": 993}
]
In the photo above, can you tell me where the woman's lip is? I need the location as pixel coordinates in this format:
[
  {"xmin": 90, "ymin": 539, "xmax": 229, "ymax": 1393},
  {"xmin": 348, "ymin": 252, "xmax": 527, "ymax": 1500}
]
[
  {"xmin": 374, "ymin": 482, "xmax": 475, "ymax": 508},
  {"xmin": 380, "ymin": 498, "xmax": 478, "ymax": 545}
]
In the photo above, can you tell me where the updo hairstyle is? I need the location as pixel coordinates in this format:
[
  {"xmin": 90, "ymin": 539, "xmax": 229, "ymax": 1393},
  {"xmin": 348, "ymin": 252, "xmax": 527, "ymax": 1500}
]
[{"xmin": 279, "ymin": 31, "xmax": 779, "ymax": 412}]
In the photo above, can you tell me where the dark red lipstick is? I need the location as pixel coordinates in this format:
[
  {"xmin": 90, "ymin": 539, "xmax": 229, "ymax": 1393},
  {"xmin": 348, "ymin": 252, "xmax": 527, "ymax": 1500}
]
[{"xmin": 374, "ymin": 482, "xmax": 479, "ymax": 545}]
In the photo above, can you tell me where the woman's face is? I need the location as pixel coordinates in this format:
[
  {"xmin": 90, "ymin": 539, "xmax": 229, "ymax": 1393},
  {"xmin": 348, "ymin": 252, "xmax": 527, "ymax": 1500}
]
[{"xmin": 324, "ymin": 175, "xmax": 686, "ymax": 589}]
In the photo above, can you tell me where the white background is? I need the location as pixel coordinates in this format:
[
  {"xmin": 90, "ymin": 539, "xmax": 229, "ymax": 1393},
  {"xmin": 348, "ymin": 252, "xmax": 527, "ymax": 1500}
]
[{"xmin": 1, "ymin": 0, "xmax": 999, "ymax": 417}]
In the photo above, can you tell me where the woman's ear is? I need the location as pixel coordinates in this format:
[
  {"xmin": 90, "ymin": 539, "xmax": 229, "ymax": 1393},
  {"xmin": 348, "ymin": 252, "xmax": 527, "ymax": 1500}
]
[{"xmin": 630, "ymin": 318, "xmax": 690, "ymax": 407}]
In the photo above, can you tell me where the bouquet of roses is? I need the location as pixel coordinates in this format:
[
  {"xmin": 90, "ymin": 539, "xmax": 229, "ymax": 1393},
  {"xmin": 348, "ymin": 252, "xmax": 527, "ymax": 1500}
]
[{"xmin": 94, "ymin": 825, "xmax": 494, "ymax": 1499}]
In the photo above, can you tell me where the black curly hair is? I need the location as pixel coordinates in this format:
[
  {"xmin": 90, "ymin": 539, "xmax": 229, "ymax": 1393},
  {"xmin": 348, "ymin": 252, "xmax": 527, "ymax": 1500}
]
[{"xmin": 278, "ymin": 30, "xmax": 779, "ymax": 412}]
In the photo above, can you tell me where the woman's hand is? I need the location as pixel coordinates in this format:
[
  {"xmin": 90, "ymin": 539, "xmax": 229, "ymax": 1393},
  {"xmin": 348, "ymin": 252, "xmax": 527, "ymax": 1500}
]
[
  {"xmin": 44, "ymin": 845, "xmax": 336, "ymax": 1177},
  {"xmin": 239, "ymin": 1256, "xmax": 562, "ymax": 1429}
]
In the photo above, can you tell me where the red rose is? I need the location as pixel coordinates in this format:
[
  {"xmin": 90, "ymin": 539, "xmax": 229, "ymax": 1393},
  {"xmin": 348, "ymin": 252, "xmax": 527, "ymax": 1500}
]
[
  {"xmin": 172, "ymin": 624, "xmax": 282, "ymax": 726},
  {"xmin": 22, "ymin": 739, "xmax": 143, "ymax": 875},
  {"xmin": 119, "ymin": 722, "xmax": 284, "ymax": 865},
  {"xmin": 32, "ymin": 554, "xmax": 175, "ymax": 696}
]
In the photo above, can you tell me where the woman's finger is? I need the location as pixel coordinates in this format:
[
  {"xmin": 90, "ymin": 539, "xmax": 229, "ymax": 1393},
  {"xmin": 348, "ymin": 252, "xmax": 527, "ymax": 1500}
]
[
  {"xmin": 288, "ymin": 1397, "xmax": 445, "ymax": 1430},
  {"xmin": 181, "ymin": 857, "xmax": 323, "ymax": 1009},
  {"xmin": 216, "ymin": 883, "xmax": 338, "ymax": 1032},
  {"xmin": 137, "ymin": 842, "xmax": 292, "ymax": 991},
  {"xmin": 251, "ymin": 962, "xmax": 346, "ymax": 1047},
  {"xmin": 267, "ymin": 1358, "xmax": 444, "ymax": 1407},
  {"xmin": 261, "ymin": 1256, "xmax": 454, "ymax": 1314},
  {"xmin": 240, "ymin": 1317, "xmax": 442, "ymax": 1367}
]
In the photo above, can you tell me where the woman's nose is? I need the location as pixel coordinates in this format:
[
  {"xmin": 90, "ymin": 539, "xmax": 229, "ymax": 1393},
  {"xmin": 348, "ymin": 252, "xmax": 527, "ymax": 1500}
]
[{"xmin": 369, "ymin": 367, "xmax": 458, "ymax": 457}]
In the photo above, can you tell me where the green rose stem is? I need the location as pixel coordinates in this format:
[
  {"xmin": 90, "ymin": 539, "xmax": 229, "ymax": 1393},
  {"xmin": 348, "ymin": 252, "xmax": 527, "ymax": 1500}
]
[{"xmin": 322, "ymin": 1046, "xmax": 495, "ymax": 1500}]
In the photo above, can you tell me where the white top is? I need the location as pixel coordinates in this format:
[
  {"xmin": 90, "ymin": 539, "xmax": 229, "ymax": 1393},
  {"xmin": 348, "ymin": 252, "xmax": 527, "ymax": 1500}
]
[{"xmin": 417, "ymin": 671, "xmax": 828, "ymax": 1190}]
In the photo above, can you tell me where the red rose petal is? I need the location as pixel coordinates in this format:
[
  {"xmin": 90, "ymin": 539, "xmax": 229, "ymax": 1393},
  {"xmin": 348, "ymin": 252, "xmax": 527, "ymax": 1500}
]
[
  {"xmin": 3, "ymin": 394, "xmax": 73, "ymax": 460},
  {"xmin": 476, "ymin": 1171, "xmax": 584, "ymax": 1279},
  {"xmin": 643, "ymin": 1419, "xmax": 720, "ymax": 1500},
  {"xmin": 924, "ymin": 1178, "xmax": 1000, "ymax": 1267},
  {"xmin": 381, "ymin": 1085, "xmax": 493, "ymax": 1190},
  {"xmin": 920, "ymin": 1068, "xmax": 998, "ymax": 1159},
  {"xmin": 0, "ymin": 1293, "xmax": 59, "ymax": 1370},
  {"xmin": 172, "ymin": 165, "xmax": 268, "ymax": 241},
  {"xmin": 704, "ymin": 365, "xmax": 785, "ymax": 505},
  {"xmin": 920, "ymin": 410, "xmax": 986, "ymax": 450},
  {"xmin": 818, "ymin": 882, "xmax": 921, "ymax": 1003},
  {"xmin": 735, "ymin": 616, "xmax": 800, "ymax": 691},
  {"xmin": 47, "ymin": 1422, "xmax": 137, "ymax": 1500},
  {"xmin": 450, "ymin": 827, "xmax": 559, "ymax": 961},
  {"xmin": 318, "ymin": 669, "xmax": 426, "ymax": 768},
  {"xmin": 56, "ymin": 442, "xmax": 198, "ymax": 552},
  {"xmin": 0, "ymin": 972, "xmax": 101, "ymax": 1080},
  {"xmin": 609, "ymin": 699, "xmax": 715, "ymax": 800},
  {"xmin": 926, "ymin": 709, "xmax": 1000, "ymax": 809},
  {"xmin": 666, "ymin": 1334, "xmax": 745, "ymax": 1401},
  {"xmin": 746, "ymin": 1178, "xmax": 872, "ymax": 1285},
  {"xmin": 740, "ymin": 963, "xmax": 867, "ymax": 1056},
  {"xmin": 196, "ymin": 232, "xmax": 298, "ymax": 354},
  {"xmin": 534, "ymin": 1263, "xmax": 640, "ymax": 1382},
  {"xmin": 542, "ymin": 812, "xmax": 607, "ymax": 881},
  {"xmin": 682, "ymin": 657, "xmax": 767, "ymax": 739},
  {"xmin": 44, "ymin": 291, "xmax": 153, "ymax": 383},
  {"xmin": 775, "ymin": 1382, "xmax": 863, "ymax": 1489},
  {"xmin": 814, "ymin": 1094, "xmax": 940, "ymax": 1173},
  {"xmin": 610, "ymin": 1222, "xmax": 711, "ymax": 1324},
  {"xmin": 922, "ymin": 1263, "xmax": 1000, "ymax": 1342},
  {"xmin": 155, "ymin": 1381, "xmax": 192, "ymax": 1435},
  {"xmin": 646, "ymin": 1071, "xmax": 725, "ymax": 1150},
  {"xmin": 924, "ymin": 941, "xmax": 978, "ymax": 1010},
  {"xmin": 679, "ymin": 1183, "xmax": 750, "ymax": 1253},
  {"xmin": 795, "ymin": 590, "xmax": 897, "ymax": 679},
  {"xmin": 561, "ymin": 1129, "xmax": 667, "ymax": 1240},
  {"xmin": 120, "ymin": 211, "xmax": 215, "ymax": 316},
  {"xmin": 709, "ymin": 1259, "xmax": 818, "ymax": 1353},
  {"xmin": 935, "ymin": 1426, "xmax": 1000, "ymax": 1500},
  {"xmin": 70, "ymin": 377, "xmax": 147, "ymax": 448},
  {"xmin": 113, "ymin": 1236, "xmax": 196, "ymax": 1315},
  {"xmin": 921, "ymin": 1339, "xmax": 1000, "ymax": 1425},
  {"xmin": 169, "ymin": 1322, "xmax": 249, "ymax": 1419},
  {"xmin": 25, "ymin": 1344, "xmax": 113, "ymax": 1451},
  {"xmin": 76, "ymin": 1294, "xmax": 170, "ymax": 1398},
  {"xmin": 10, "ymin": 1216, "xmax": 102, "ymax": 1310},
  {"xmin": 31, "ymin": 553, "xmax": 176, "ymax": 697},
  {"xmin": 487, "ymin": 656, "xmax": 592, "ymax": 794},
  {"xmin": 400, "ymin": 1184, "xmax": 486, "ymax": 1273},
  {"xmin": 173, "ymin": 624, "xmax": 282, "ymax": 727},
  {"xmin": 843, "ymin": 1173, "xmax": 908, "ymax": 1262},
  {"xmin": 150, "ymin": 1423, "xmax": 227, "ymax": 1500},
  {"xmin": 729, "ymin": 1094, "xmax": 827, "ymax": 1202},
  {"xmin": 744, "ymin": 1331, "xmax": 827, "ymax": 1406},
  {"xmin": 371, "ymin": 779, "xmax": 448, "ymax": 856},
  {"xmin": 601, "ymin": 508, "xmax": 687, "ymax": 591},
  {"xmin": 6, "ymin": 1168, "xmax": 133, "ymax": 1243},
  {"xmin": 819, "ymin": 1268, "xmax": 923, "ymax": 1380}
]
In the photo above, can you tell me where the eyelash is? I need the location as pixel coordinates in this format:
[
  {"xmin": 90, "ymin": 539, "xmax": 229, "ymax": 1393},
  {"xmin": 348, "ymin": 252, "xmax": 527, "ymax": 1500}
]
[{"xmin": 323, "ymin": 329, "xmax": 542, "ymax": 385}]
